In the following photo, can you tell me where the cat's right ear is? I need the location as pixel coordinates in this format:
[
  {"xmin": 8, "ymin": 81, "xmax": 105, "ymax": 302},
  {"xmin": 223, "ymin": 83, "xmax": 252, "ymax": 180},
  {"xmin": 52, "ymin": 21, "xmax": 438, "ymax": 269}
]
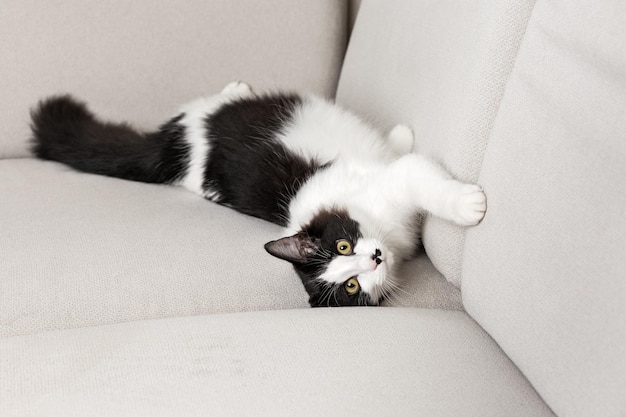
[{"xmin": 264, "ymin": 233, "xmax": 319, "ymax": 264}]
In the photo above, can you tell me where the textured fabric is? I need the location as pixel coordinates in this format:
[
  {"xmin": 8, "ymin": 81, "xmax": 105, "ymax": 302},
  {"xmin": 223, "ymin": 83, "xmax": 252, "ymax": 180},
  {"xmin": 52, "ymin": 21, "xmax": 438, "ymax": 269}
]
[
  {"xmin": 0, "ymin": 159, "xmax": 462, "ymax": 337},
  {"xmin": 462, "ymin": 1, "xmax": 626, "ymax": 416},
  {"xmin": 382, "ymin": 251, "xmax": 462, "ymax": 310},
  {"xmin": 0, "ymin": 308, "xmax": 554, "ymax": 417},
  {"xmin": 348, "ymin": 0, "xmax": 362, "ymax": 33},
  {"xmin": 336, "ymin": 0, "xmax": 535, "ymax": 286},
  {"xmin": 0, "ymin": 0, "xmax": 347, "ymax": 159},
  {"xmin": 0, "ymin": 159, "xmax": 307, "ymax": 336}
]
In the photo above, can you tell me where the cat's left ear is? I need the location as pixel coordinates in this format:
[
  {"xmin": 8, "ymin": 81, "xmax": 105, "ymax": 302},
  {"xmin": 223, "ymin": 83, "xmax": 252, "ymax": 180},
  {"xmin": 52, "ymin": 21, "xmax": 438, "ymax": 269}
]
[{"xmin": 264, "ymin": 233, "xmax": 319, "ymax": 264}]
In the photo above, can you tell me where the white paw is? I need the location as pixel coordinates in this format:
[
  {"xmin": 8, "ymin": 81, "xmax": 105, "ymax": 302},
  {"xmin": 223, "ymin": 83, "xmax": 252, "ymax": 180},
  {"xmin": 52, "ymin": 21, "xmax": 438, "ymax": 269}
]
[
  {"xmin": 221, "ymin": 81, "xmax": 253, "ymax": 96},
  {"xmin": 451, "ymin": 184, "xmax": 487, "ymax": 226},
  {"xmin": 388, "ymin": 124, "xmax": 415, "ymax": 155}
]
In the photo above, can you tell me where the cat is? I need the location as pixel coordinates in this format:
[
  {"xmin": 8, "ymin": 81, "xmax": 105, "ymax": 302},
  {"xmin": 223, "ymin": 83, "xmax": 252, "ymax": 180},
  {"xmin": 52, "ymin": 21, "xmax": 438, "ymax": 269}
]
[{"xmin": 29, "ymin": 81, "xmax": 486, "ymax": 307}]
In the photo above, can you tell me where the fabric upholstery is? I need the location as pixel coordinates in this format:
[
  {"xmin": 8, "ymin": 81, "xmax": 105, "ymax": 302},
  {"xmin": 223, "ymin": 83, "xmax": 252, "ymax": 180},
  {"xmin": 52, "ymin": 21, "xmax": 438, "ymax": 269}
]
[
  {"xmin": 387, "ymin": 253, "xmax": 462, "ymax": 310},
  {"xmin": 0, "ymin": 0, "xmax": 347, "ymax": 159},
  {"xmin": 0, "ymin": 159, "xmax": 306, "ymax": 337},
  {"xmin": 0, "ymin": 308, "xmax": 554, "ymax": 417},
  {"xmin": 462, "ymin": 1, "xmax": 626, "ymax": 416},
  {"xmin": 336, "ymin": 0, "xmax": 535, "ymax": 286},
  {"xmin": 0, "ymin": 159, "xmax": 461, "ymax": 337},
  {"xmin": 348, "ymin": 0, "xmax": 362, "ymax": 33},
  {"xmin": 3, "ymin": 0, "xmax": 622, "ymax": 415}
]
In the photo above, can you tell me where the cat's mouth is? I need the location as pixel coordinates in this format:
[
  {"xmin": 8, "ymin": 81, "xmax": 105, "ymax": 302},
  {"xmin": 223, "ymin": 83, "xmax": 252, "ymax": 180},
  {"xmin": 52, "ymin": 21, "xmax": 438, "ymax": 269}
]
[
  {"xmin": 355, "ymin": 240, "xmax": 390, "ymax": 270},
  {"xmin": 358, "ymin": 251, "xmax": 384, "ymax": 272},
  {"xmin": 353, "ymin": 243, "xmax": 397, "ymax": 304}
]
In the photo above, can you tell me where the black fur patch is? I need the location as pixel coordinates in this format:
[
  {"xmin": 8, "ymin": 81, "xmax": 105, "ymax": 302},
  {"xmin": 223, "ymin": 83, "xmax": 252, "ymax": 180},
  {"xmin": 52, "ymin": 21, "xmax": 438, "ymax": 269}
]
[
  {"xmin": 204, "ymin": 94, "xmax": 322, "ymax": 226},
  {"xmin": 30, "ymin": 95, "xmax": 189, "ymax": 184}
]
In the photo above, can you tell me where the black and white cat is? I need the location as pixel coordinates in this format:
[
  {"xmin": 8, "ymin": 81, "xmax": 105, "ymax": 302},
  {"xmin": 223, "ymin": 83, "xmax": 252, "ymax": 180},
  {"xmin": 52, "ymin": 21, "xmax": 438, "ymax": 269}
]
[{"xmin": 30, "ymin": 81, "xmax": 486, "ymax": 307}]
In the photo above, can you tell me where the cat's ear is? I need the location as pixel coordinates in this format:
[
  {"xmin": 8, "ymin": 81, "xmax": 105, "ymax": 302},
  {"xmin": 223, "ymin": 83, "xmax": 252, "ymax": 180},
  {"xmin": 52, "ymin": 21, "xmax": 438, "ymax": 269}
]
[{"xmin": 264, "ymin": 233, "xmax": 319, "ymax": 264}]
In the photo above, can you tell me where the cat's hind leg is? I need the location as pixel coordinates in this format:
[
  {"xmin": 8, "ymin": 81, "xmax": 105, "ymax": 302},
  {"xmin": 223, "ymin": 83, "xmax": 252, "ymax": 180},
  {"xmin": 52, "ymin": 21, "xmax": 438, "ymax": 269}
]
[
  {"xmin": 387, "ymin": 124, "xmax": 415, "ymax": 156},
  {"xmin": 221, "ymin": 80, "xmax": 253, "ymax": 97}
]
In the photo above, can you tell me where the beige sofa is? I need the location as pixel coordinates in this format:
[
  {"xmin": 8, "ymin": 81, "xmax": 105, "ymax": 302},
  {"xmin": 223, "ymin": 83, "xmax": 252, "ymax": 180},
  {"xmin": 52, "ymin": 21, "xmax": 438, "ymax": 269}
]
[{"xmin": 1, "ymin": 1, "xmax": 624, "ymax": 416}]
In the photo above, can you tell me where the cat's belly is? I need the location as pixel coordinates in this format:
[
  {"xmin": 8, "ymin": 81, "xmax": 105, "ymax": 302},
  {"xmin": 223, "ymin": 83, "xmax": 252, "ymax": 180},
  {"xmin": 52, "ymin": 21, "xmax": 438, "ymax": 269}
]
[{"xmin": 277, "ymin": 95, "xmax": 395, "ymax": 165}]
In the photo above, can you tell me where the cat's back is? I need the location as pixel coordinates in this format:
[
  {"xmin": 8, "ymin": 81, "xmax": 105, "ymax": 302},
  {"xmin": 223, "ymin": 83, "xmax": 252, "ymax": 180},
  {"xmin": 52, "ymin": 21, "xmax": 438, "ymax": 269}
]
[
  {"xmin": 195, "ymin": 90, "xmax": 389, "ymax": 166},
  {"xmin": 207, "ymin": 93, "xmax": 303, "ymax": 144}
]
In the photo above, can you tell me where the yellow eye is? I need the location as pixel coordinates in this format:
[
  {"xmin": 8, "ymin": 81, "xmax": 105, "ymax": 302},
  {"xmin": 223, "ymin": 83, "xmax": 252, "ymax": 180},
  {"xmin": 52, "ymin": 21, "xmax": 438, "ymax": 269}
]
[
  {"xmin": 336, "ymin": 239, "xmax": 352, "ymax": 255},
  {"xmin": 344, "ymin": 277, "xmax": 360, "ymax": 295}
]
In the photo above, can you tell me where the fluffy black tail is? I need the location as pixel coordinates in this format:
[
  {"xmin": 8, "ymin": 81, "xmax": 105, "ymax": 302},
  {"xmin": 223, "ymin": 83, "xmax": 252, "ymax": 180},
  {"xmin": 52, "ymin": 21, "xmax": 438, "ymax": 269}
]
[{"xmin": 30, "ymin": 95, "xmax": 188, "ymax": 184}]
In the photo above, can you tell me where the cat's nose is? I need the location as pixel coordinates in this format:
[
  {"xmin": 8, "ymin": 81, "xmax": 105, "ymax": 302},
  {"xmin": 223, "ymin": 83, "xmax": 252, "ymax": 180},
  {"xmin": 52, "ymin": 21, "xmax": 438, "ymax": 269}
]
[{"xmin": 372, "ymin": 249, "xmax": 383, "ymax": 264}]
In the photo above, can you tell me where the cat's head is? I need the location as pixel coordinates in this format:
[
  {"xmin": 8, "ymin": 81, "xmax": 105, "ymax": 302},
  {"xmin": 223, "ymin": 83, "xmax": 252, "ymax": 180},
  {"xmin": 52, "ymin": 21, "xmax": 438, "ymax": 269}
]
[{"xmin": 264, "ymin": 208, "xmax": 395, "ymax": 307}]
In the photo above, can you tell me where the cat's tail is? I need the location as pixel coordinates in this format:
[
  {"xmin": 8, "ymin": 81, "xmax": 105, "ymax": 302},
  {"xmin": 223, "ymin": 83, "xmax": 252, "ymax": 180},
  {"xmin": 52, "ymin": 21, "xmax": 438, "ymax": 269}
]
[{"xmin": 30, "ymin": 95, "xmax": 188, "ymax": 184}]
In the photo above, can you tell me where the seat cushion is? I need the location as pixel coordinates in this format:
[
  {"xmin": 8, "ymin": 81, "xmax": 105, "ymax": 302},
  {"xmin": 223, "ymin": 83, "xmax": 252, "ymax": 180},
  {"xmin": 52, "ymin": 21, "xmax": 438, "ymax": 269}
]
[
  {"xmin": 0, "ymin": 0, "xmax": 347, "ymax": 158},
  {"xmin": 0, "ymin": 159, "xmax": 462, "ymax": 337},
  {"xmin": 0, "ymin": 159, "xmax": 307, "ymax": 336},
  {"xmin": 0, "ymin": 307, "xmax": 554, "ymax": 417}
]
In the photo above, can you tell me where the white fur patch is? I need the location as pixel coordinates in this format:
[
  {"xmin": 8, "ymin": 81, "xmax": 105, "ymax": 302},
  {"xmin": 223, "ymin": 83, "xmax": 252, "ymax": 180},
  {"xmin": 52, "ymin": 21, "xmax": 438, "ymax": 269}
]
[
  {"xmin": 177, "ymin": 83, "xmax": 253, "ymax": 199},
  {"xmin": 177, "ymin": 97, "xmax": 215, "ymax": 196},
  {"xmin": 277, "ymin": 95, "xmax": 396, "ymax": 165}
]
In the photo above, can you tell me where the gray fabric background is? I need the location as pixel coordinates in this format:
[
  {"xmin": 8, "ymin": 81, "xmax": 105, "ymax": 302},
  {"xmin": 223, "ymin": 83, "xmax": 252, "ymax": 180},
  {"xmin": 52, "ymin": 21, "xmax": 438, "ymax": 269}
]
[
  {"xmin": 1, "ymin": 308, "xmax": 554, "ymax": 417},
  {"xmin": 0, "ymin": 0, "xmax": 347, "ymax": 158}
]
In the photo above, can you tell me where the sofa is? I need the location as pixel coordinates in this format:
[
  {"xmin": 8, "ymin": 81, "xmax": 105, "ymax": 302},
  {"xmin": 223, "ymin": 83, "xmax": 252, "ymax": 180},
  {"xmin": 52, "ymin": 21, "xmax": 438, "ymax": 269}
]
[{"xmin": 1, "ymin": 1, "xmax": 624, "ymax": 416}]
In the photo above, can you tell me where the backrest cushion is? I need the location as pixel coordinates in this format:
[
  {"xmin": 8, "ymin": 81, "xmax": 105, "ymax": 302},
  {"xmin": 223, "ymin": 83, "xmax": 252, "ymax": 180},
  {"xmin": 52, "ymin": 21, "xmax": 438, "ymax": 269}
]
[
  {"xmin": 336, "ymin": 0, "xmax": 535, "ymax": 286},
  {"xmin": 462, "ymin": 1, "xmax": 626, "ymax": 416},
  {"xmin": 0, "ymin": 0, "xmax": 347, "ymax": 158}
]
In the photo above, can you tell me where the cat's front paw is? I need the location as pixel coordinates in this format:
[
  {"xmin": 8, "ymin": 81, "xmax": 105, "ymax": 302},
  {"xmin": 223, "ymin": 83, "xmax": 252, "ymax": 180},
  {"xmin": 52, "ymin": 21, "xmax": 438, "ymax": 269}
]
[{"xmin": 451, "ymin": 184, "xmax": 487, "ymax": 226}]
